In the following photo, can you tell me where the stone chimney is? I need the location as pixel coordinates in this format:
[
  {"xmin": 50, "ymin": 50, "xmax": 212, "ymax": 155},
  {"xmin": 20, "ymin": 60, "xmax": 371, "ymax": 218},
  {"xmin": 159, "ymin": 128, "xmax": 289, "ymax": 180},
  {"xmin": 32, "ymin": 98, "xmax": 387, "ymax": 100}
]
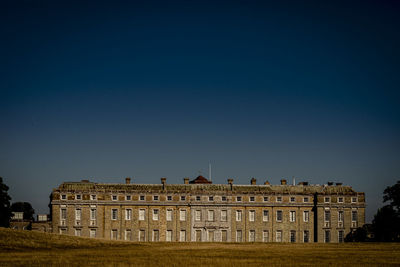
[
  {"xmin": 280, "ymin": 179, "xmax": 287, "ymax": 185},
  {"xmin": 327, "ymin": 181, "xmax": 334, "ymax": 186},
  {"xmin": 161, "ymin": 177, "xmax": 167, "ymax": 190},
  {"xmin": 184, "ymin": 178, "xmax": 189, "ymax": 184},
  {"xmin": 264, "ymin": 180, "xmax": 270, "ymax": 185},
  {"xmin": 251, "ymin": 178, "xmax": 257, "ymax": 185},
  {"xmin": 336, "ymin": 182, "xmax": 343, "ymax": 186},
  {"xmin": 125, "ymin": 177, "xmax": 131, "ymax": 184},
  {"xmin": 227, "ymin": 178, "xmax": 234, "ymax": 190}
]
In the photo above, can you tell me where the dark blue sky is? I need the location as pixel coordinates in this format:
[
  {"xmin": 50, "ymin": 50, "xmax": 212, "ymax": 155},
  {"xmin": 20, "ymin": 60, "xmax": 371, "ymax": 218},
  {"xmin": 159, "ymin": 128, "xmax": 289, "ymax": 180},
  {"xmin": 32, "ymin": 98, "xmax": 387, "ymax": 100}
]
[{"xmin": 1, "ymin": 0, "xmax": 399, "ymax": 221}]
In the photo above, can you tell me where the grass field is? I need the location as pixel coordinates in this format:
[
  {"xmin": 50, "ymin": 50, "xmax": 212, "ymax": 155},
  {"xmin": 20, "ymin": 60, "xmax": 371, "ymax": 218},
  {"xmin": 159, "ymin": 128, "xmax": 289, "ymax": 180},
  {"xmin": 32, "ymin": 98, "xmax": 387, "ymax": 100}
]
[{"xmin": 1, "ymin": 228, "xmax": 400, "ymax": 266}]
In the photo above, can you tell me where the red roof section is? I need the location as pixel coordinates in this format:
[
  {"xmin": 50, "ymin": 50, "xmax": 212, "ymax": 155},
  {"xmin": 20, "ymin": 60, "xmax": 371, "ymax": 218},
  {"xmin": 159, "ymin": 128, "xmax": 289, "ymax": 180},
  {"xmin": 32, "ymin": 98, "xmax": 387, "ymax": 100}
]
[{"xmin": 189, "ymin": 175, "xmax": 212, "ymax": 184}]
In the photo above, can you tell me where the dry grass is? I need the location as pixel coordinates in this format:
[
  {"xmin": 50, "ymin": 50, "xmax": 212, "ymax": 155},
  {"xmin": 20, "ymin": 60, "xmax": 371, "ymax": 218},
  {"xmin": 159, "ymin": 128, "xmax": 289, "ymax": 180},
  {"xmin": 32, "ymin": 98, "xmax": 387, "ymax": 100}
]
[{"xmin": 1, "ymin": 227, "xmax": 399, "ymax": 266}]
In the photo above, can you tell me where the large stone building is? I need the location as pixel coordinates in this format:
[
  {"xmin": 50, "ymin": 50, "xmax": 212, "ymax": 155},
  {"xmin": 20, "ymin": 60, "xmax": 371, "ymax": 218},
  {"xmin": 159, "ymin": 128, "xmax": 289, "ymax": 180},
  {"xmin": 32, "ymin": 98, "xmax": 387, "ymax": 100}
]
[{"xmin": 50, "ymin": 176, "xmax": 365, "ymax": 243}]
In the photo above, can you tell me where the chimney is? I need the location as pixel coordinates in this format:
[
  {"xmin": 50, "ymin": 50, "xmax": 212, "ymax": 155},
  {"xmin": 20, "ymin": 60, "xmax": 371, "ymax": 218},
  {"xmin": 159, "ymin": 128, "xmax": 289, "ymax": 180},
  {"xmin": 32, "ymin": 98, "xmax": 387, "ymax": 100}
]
[
  {"xmin": 280, "ymin": 179, "xmax": 287, "ymax": 185},
  {"xmin": 336, "ymin": 182, "xmax": 343, "ymax": 186},
  {"xmin": 125, "ymin": 177, "xmax": 131, "ymax": 184},
  {"xmin": 251, "ymin": 178, "xmax": 257, "ymax": 185},
  {"xmin": 184, "ymin": 178, "xmax": 189, "ymax": 184},
  {"xmin": 161, "ymin": 177, "xmax": 166, "ymax": 189},
  {"xmin": 227, "ymin": 178, "xmax": 234, "ymax": 191},
  {"xmin": 264, "ymin": 180, "xmax": 270, "ymax": 185},
  {"xmin": 327, "ymin": 181, "xmax": 333, "ymax": 186}
]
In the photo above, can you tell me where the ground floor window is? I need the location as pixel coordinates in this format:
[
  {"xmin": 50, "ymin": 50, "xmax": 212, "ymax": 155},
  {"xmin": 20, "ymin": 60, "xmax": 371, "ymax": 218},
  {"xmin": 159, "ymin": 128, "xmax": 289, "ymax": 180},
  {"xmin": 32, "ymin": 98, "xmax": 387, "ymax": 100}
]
[
  {"xmin": 276, "ymin": 230, "xmax": 282, "ymax": 242},
  {"xmin": 90, "ymin": 229, "xmax": 96, "ymax": 238},
  {"xmin": 166, "ymin": 230, "xmax": 172, "ymax": 242},
  {"xmin": 290, "ymin": 230, "xmax": 296, "ymax": 243},
  {"xmin": 249, "ymin": 230, "xmax": 255, "ymax": 242},
  {"xmin": 139, "ymin": 230, "xmax": 145, "ymax": 242},
  {"xmin": 303, "ymin": 230, "xmax": 309, "ymax": 243},
  {"xmin": 236, "ymin": 230, "xmax": 243, "ymax": 242},
  {"xmin": 125, "ymin": 230, "xmax": 132, "ymax": 241},
  {"xmin": 153, "ymin": 230, "xmax": 159, "ymax": 242},
  {"xmin": 325, "ymin": 230, "xmax": 331, "ymax": 243},
  {"xmin": 221, "ymin": 230, "xmax": 227, "ymax": 242},
  {"xmin": 111, "ymin": 229, "xmax": 118, "ymax": 240},
  {"xmin": 75, "ymin": 229, "xmax": 81, "ymax": 237},
  {"xmin": 180, "ymin": 230, "xmax": 186, "ymax": 242},
  {"xmin": 338, "ymin": 230, "xmax": 344, "ymax": 243}
]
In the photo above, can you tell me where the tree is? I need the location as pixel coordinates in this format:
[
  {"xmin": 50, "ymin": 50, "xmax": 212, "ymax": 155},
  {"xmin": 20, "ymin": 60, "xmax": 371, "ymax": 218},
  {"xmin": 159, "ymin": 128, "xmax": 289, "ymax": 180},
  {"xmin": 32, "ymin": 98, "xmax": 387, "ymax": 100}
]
[
  {"xmin": 383, "ymin": 181, "xmax": 400, "ymax": 211},
  {"xmin": 11, "ymin": 202, "xmax": 35, "ymax": 221},
  {"xmin": 372, "ymin": 205, "xmax": 400, "ymax": 241},
  {"xmin": 345, "ymin": 226, "xmax": 368, "ymax": 242},
  {"xmin": 0, "ymin": 177, "xmax": 12, "ymax": 227}
]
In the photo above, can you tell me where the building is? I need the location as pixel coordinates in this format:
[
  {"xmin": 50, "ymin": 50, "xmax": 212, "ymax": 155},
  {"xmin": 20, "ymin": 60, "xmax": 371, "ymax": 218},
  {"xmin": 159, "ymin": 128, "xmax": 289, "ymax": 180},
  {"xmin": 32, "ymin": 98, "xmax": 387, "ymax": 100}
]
[
  {"xmin": 50, "ymin": 176, "xmax": 365, "ymax": 243},
  {"xmin": 10, "ymin": 212, "xmax": 52, "ymax": 232}
]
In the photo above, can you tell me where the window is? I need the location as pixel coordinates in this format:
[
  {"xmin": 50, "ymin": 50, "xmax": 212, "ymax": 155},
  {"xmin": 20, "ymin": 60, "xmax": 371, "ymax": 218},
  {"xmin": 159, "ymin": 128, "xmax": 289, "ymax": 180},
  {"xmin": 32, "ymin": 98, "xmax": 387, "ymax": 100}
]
[
  {"xmin": 249, "ymin": 230, "xmax": 255, "ymax": 242},
  {"xmin": 180, "ymin": 230, "xmax": 186, "ymax": 242},
  {"xmin": 222, "ymin": 196, "xmax": 227, "ymax": 201},
  {"xmin": 303, "ymin": 211, "xmax": 309, "ymax": 222},
  {"xmin": 221, "ymin": 210, "xmax": 227, "ymax": 222},
  {"xmin": 338, "ymin": 230, "xmax": 344, "ymax": 243},
  {"xmin": 90, "ymin": 209, "xmax": 97, "ymax": 220},
  {"xmin": 221, "ymin": 230, "xmax": 228, "ymax": 242},
  {"xmin": 263, "ymin": 230, "xmax": 269, "ymax": 242},
  {"xmin": 236, "ymin": 196, "xmax": 242, "ymax": 202},
  {"xmin": 112, "ymin": 195, "xmax": 117, "ymax": 201},
  {"xmin": 166, "ymin": 209, "xmax": 172, "ymax": 221},
  {"xmin": 263, "ymin": 196, "xmax": 269, "ymax": 202},
  {"xmin": 352, "ymin": 197, "xmax": 358, "ymax": 203},
  {"xmin": 126, "ymin": 195, "xmax": 131, "ymax": 201},
  {"xmin": 303, "ymin": 197, "xmax": 309, "ymax": 203},
  {"xmin": 139, "ymin": 209, "xmax": 145, "ymax": 221},
  {"xmin": 208, "ymin": 210, "xmax": 214, "ymax": 221},
  {"xmin": 276, "ymin": 230, "xmax": 282, "ymax": 242},
  {"xmin": 60, "ymin": 208, "xmax": 67, "ymax": 221},
  {"xmin": 125, "ymin": 209, "xmax": 132, "ymax": 220},
  {"xmin": 276, "ymin": 196, "xmax": 282, "ymax": 202},
  {"xmin": 153, "ymin": 209, "xmax": 159, "ymax": 221},
  {"xmin": 263, "ymin": 210, "xmax": 269, "ymax": 222},
  {"xmin": 276, "ymin": 210, "xmax": 283, "ymax": 222},
  {"xmin": 75, "ymin": 209, "xmax": 81, "ymax": 221},
  {"xmin": 303, "ymin": 230, "xmax": 309, "ymax": 243},
  {"xmin": 325, "ymin": 230, "xmax": 330, "ymax": 243},
  {"xmin": 236, "ymin": 210, "xmax": 242, "ymax": 221},
  {"xmin": 167, "ymin": 195, "xmax": 172, "ymax": 201},
  {"xmin": 290, "ymin": 197, "xmax": 295, "ymax": 202},
  {"xmin": 153, "ymin": 230, "xmax": 159, "ymax": 241},
  {"xmin": 324, "ymin": 197, "xmax": 330, "ymax": 203},
  {"xmin": 181, "ymin": 196, "xmax": 186, "ymax": 201},
  {"xmin": 61, "ymin": 194, "xmax": 67, "ymax": 200},
  {"xmin": 249, "ymin": 196, "xmax": 255, "ymax": 202},
  {"xmin": 338, "ymin": 197, "xmax": 343, "ymax": 203},
  {"xmin": 153, "ymin": 195, "xmax": 159, "ymax": 201},
  {"xmin": 140, "ymin": 195, "xmax": 145, "ymax": 201},
  {"xmin": 290, "ymin": 230, "xmax": 296, "ymax": 243},
  {"xmin": 111, "ymin": 229, "xmax": 118, "ymax": 240},
  {"xmin": 338, "ymin": 211, "xmax": 344, "ymax": 222},
  {"xmin": 208, "ymin": 230, "xmax": 215, "ymax": 242},
  {"xmin": 324, "ymin": 210, "xmax": 331, "ymax": 222},
  {"xmin": 195, "ymin": 210, "xmax": 201, "ymax": 221},
  {"xmin": 139, "ymin": 230, "xmax": 146, "ymax": 241},
  {"xmin": 352, "ymin": 210, "xmax": 358, "ymax": 222},
  {"xmin": 112, "ymin": 209, "xmax": 118, "ymax": 220},
  {"xmin": 209, "ymin": 196, "xmax": 214, "ymax": 201},
  {"xmin": 289, "ymin": 211, "xmax": 296, "ymax": 222},
  {"xmin": 125, "ymin": 230, "xmax": 132, "ymax": 241},
  {"xmin": 75, "ymin": 229, "xmax": 81, "ymax": 237},
  {"xmin": 196, "ymin": 196, "xmax": 201, "ymax": 201},
  {"xmin": 166, "ymin": 230, "xmax": 172, "ymax": 242},
  {"xmin": 90, "ymin": 194, "xmax": 96, "ymax": 200},
  {"xmin": 249, "ymin": 210, "xmax": 255, "ymax": 222},
  {"xmin": 236, "ymin": 230, "xmax": 243, "ymax": 242},
  {"xmin": 60, "ymin": 228, "xmax": 67, "ymax": 235},
  {"xmin": 90, "ymin": 229, "xmax": 96, "ymax": 238},
  {"xmin": 76, "ymin": 194, "xmax": 81, "ymax": 200},
  {"xmin": 195, "ymin": 230, "xmax": 202, "ymax": 242},
  {"xmin": 180, "ymin": 209, "xmax": 186, "ymax": 221}
]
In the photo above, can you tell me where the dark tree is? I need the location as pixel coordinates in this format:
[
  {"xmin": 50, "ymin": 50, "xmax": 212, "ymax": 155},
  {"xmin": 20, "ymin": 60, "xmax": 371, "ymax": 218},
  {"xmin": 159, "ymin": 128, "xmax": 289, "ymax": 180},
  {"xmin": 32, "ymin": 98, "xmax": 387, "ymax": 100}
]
[
  {"xmin": 372, "ymin": 205, "xmax": 400, "ymax": 241},
  {"xmin": 345, "ymin": 226, "xmax": 368, "ymax": 242},
  {"xmin": 383, "ymin": 181, "xmax": 400, "ymax": 211},
  {"xmin": 0, "ymin": 177, "xmax": 12, "ymax": 227},
  {"xmin": 11, "ymin": 202, "xmax": 35, "ymax": 221}
]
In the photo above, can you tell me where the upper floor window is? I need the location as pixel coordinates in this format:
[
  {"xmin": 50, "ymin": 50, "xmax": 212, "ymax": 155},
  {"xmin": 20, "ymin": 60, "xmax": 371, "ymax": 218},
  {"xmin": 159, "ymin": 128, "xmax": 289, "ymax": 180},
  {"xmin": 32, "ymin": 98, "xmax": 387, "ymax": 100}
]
[
  {"xmin": 249, "ymin": 196, "xmax": 255, "ymax": 202},
  {"xmin": 290, "ymin": 197, "xmax": 295, "ymax": 202},
  {"xmin": 303, "ymin": 197, "xmax": 309, "ymax": 203},
  {"xmin": 112, "ymin": 195, "xmax": 117, "ymax": 201},
  {"xmin": 236, "ymin": 196, "xmax": 242, "ymax": 202},
  {"xmin": 90, "ymin": 195, "xmax": 96, "ymax": 200},
  {"xmin": 166, "ymin": 209, "xmax": 172, "ymax": 221},
  {"xmin": 236, "ymin": 210, "xmax": 242, "ymax": 221},
  {"xmin": 167, "ymin": 195, "xmax": 172, "ymax": 201},
  {"xmin": 221, "ymin": 210, "xmax": 227, "ymax": 221},
  {"xmin": 249, "ymin": 210, "xmax": 255, "ymax": 221},
  {"xmin": 180, "ymin": 209, "xmax": 186, "ymax": 221},
  {"xmin": 324, "ymin": 210, "xmax": 331, "ymax": 222},
  {"xmin": 153, "ymin": 195, "xmax": 159, "ymax": 201},
  {"xmin": 139, "ymin": 209, "xmax": 145, "ymax": 221},
  {"xmin": 61, "ymin": 194, "xmax": 67, "ymax": 200},
  {"xmin": 75, "ymin": 209, "xmax": 81, "ymax": 221},
  {"xmin": 139, "ymin": 195, "xmax": 145, "ymax": 201},
  {"xmin": 195, "ymin": 210, "xmax": 201, "ymax": 221},
  {"xmin": 338, "ymin": 211, "xmax": 344, "ymax": 222},
  {"xmin": 90, "ymin": 208, "xmax": 97, "ymax": 220},
  {"xmin": 324, "ymin": 197, "xmax": 330, "ymax": 203},
  {"xmin": 303, "ymin": 211, "xmax": 309, "ymax": 222},
  {"xmin": 209, "ymin": 196, "xmax": 214, "ymax": 201},
  {"xmin": 338, "ymin": 197, "xmax": 343, "ymax": 203},
  {"xmin": 221, "ymin": 196, "xmax": 227, "ymax": 201},
  {"xmin": 153, "ymin": 209, "xmax": 159, "ymax": 221},
  {"xmin": 263, "ymin": 210, "xmax": 269, "ymax": 221},
  {"xmin": 180, "ymin": 196, "xmax": 186, "ymax": 201},
  {"xmin": 276, "ymin": 210, "xmax": 283, "ymax": 222},
  {"xmin": 352, "ymin": 210, "xmax": 358, "ymax": 221},
  {"xmin": 352, "ymin": 197, "xmax": 358, "ymax": 203},
  {"xmin": 263, "ymin": 196, "xmax": 269, "ymax": 202},
  {"xmin": 76, "ymin": 194, "xmax": 82, "ymax": 200},
  {"xmin": 276, "ymin": 196, "xmax": 282, "ymax": 202},
  {"xmin": 196, "ymin": 196, "xmax": 201, "ymax": 201},
  {"xmin": 126, "ymin": 195, "xmax": 131, "ymax": 201},
  {"xmin": 125, "ymin": 209, "xmax": 132, "ymax": 220},
  {"xmin": 111, "ymin": 209, "xmax": 118, "ymax": 220},
  {"xmin": 208, "ymin": 210, "xmax": 214, "ymax": 221},
  {"xmin": 289, "ymin": 211, "xmax": 296, "ymax": 222}
]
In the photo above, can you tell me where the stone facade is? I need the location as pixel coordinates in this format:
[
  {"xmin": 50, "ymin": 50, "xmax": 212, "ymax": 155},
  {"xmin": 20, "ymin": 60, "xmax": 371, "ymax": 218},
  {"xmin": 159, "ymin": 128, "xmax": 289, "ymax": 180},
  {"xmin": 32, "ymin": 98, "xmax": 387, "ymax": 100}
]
[{"xmin": 50, "ymin": 177, "xmax": 365, "ymax": 243}]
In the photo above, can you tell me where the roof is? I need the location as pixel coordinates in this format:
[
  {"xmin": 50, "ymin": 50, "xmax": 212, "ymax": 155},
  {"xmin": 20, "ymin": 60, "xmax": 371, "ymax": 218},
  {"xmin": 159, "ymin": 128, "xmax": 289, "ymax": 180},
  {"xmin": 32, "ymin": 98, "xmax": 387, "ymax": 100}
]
[{"xmin": 189, "ymin": 175, "xmax": 212, "ymax": 184}]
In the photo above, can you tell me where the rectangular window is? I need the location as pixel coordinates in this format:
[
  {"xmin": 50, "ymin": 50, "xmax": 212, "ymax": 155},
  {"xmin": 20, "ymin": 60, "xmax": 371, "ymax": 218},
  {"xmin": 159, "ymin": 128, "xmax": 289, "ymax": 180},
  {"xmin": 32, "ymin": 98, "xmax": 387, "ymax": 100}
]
[
  {"xmin": 60, "ymin": 208, "xmax": 67, "ymax": 220},
  {"xmin": 236, "ymin": 210, "xmax": 242, "ymax": 221},
  {"xmin": 263, "ymin": 196, "xmax": 269, "ymax": 202},
  {"xmin": 263, "ymin": 230, "xmax": 269, "ymax": 242},
  {"xmin": 338, "ymin": 211, "xmax": 344, "ymax": 222},
  {"xmin": 324, "ymin": 210, "xmax": 331, "ymax": 222},
  {"xmin": 153, "ymin": 230, "xmax": 159, "ymax": 242},
  {"xmin": 76, "ymin": 194, "xmax": 81, "ymax": 200},
  {"xmin": 236, "ymin": 230, "xmax": 242, "ymax": 242},
  {"xmin": 289, "ymin": 211, "xmax": 296, "ymax": 222},
  {"xmin": 112, "ymin": 209, "xmax": 118, "ymax": 220},
  {"xmin": 61, "ymin": 194, "xmax": 67, "ymax": 200},
  {"xmin": 75, "ymin": 229, "xmax": 81, "ymax": 236},
  {"xmin": 249, "ymin": 230, "xmax": 255, "ymax": 242},
  {"xmin": 263, "ymin": 210, "xmax": 269, "ymax": 222},
  {"xmin": 195, "ymin": 210, "xmax": 201, "ymax": 221},
  {"xmin": 125, "ymin": 230, "xmax": 132, "ymax": 241},
  {"xmin": 111, "ymin": 229, "xmax": 118, "ymax": 240},
  {"xmin": 352, "ymin": 197, "xmax": 358, "ymax": 203},
  {"xmin": 303, "ymin": 211, "xmax": 309, "ymax": 222},
  {"xmin": 276, "ymin": 196, "xmax": 282, "ymax": 202},
  {"xmin": 125, "ymin": 209, "xmax": 132, "ymax": 220},
  {"xmin": 352, "ymin": 210, "xmax": 358, "ymax": 222},
  {"xmin": 325, "ymin": 230, "xmax": 330, "ymax": 243},
  {"xmin": 196, "ymin": 230, "xmax": 202, "ymax": 242},
  {"xmin": 221, "ymin": 230, "xmax": 227, "ymax": 242},
  {"xmin": 167, "ymin": 195, "xmax": 172, "ymax": 201},
  {"xmin": 139, "ymin": 209, "xmax": 145, "ymax": 221},
  {"xmin": 126, "ymin": 195, "xmax": 131, "ymax": 201},
  {"xmin": 181, "ymin": 196, "xmax": 186, "ymax": 201},
  {"xmin": 208, "ymin": 210, "xmax": 214, "ymax": 221},
  {"xmin": 338, "ymin": 230, "xmax": 344, "ymax": 243},
  {"xmin": 112, "ymin": 195, "xmax": 117, "ymax": 201},
  {"xmin": 180, "ymin": 230, "xmax": 186, "ymax": 242},
  {"xmin": 290, "ymin": 230, "xmax": 296, "ymax": 243},
  {"xmin": 166, "ymin": 230, "xmax": 172, "ymax": 242},
  {"xmin": 249, "ymin": 210, "xmax": 255, "ymax": 222},
  {"xmin": 180, "ymin": 210, "xmax": 186, "ymax": 221},
  {"xmin": 303, "ymin": 197, "xmax": 309, "ymax": 202},
  {"xmin": 90, "ymin": 209, "xmax": 97, "ymax": 220},
  {"xmin": 208, "ymin": 230, "xmax": 215, "ymax": 242},
  {"xmin": 166, "ymin": 209, "xmax": 172, "ymax": 221},
  {"xmin": 90, "ymin": 229, "xmax": 96, "ymax": 238},
  {"xmin": 90, "ymin": 195, "xmax": 96, "ymax": 200},
  {"xmin": 324, "ymin": 197, "xmax": 330, "ymax": 203},
  {"xmin": 276, "ymin": 230, "xmax": 282, "ymax": 242},
  {"xmin": 60, "ymin": 228, "xmax": 67, "ymax": 235},
  {"xmin": 196, "ymin": 196, "xmax": 201, "ymax": 201},
  {"xmin": 140, "ymin": 195, "xmax": 145, "ymax": 201},
  {"xmin": 75, "ymin": 209, "xmax": 81, "ymax": 221},
  {"xmin": 249, "ymin": 196, "xmax": 255, "ymax": 202},
  {"xmin": 209, "ymin": 196, "xmax": 214, "ymax": 201},
  {"xmin": 303, "ymin": 230, "xmax": 309, "ymax": 243},
  {"xmin": 290, "ymin": 197, "xmax": 295, "ymax": 202},
  {"xmin": 139, "ymin": 230, "xmax": 145, "ymax": 241},
  {"xmin": 276, "ymin": 210, "xmax": 283, "ymax": 222},
  {"xmin": 338, "ymin": 197, "xmax": 343, "ymax": 203},
  {"xmin": 153, "ymin": 209, "xmax": 159, "ymax": 221},
  {"xmin": 153, "ymin": 195, "xmax": 159, "ymax": 201},
  {"xmin": 221, "ymin": 210, "xmax": 227, "ymax": 222},
  {"xmin": 222, "ymin": 196, "xmax": 227, "ymax": 201},
  {"xmin": 236, "ymin": 196, "xmax": 242, "ymax": 202}
]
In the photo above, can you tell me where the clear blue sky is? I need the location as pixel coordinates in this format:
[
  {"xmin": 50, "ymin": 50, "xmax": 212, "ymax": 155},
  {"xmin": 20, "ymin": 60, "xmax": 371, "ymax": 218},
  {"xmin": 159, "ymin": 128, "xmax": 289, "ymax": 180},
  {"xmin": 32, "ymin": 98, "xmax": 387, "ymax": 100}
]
[{"xmin": 1, "ymin": 0, "xmax": 399, "ymax": 222}]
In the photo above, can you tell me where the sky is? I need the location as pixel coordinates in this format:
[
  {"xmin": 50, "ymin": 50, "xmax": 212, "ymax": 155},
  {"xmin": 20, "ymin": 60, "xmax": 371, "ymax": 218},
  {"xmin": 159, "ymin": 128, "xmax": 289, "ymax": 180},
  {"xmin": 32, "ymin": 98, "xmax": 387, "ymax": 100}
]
[{"xmin": 1, "ymin": 0, "xmax": 399, "ymax": 222}]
